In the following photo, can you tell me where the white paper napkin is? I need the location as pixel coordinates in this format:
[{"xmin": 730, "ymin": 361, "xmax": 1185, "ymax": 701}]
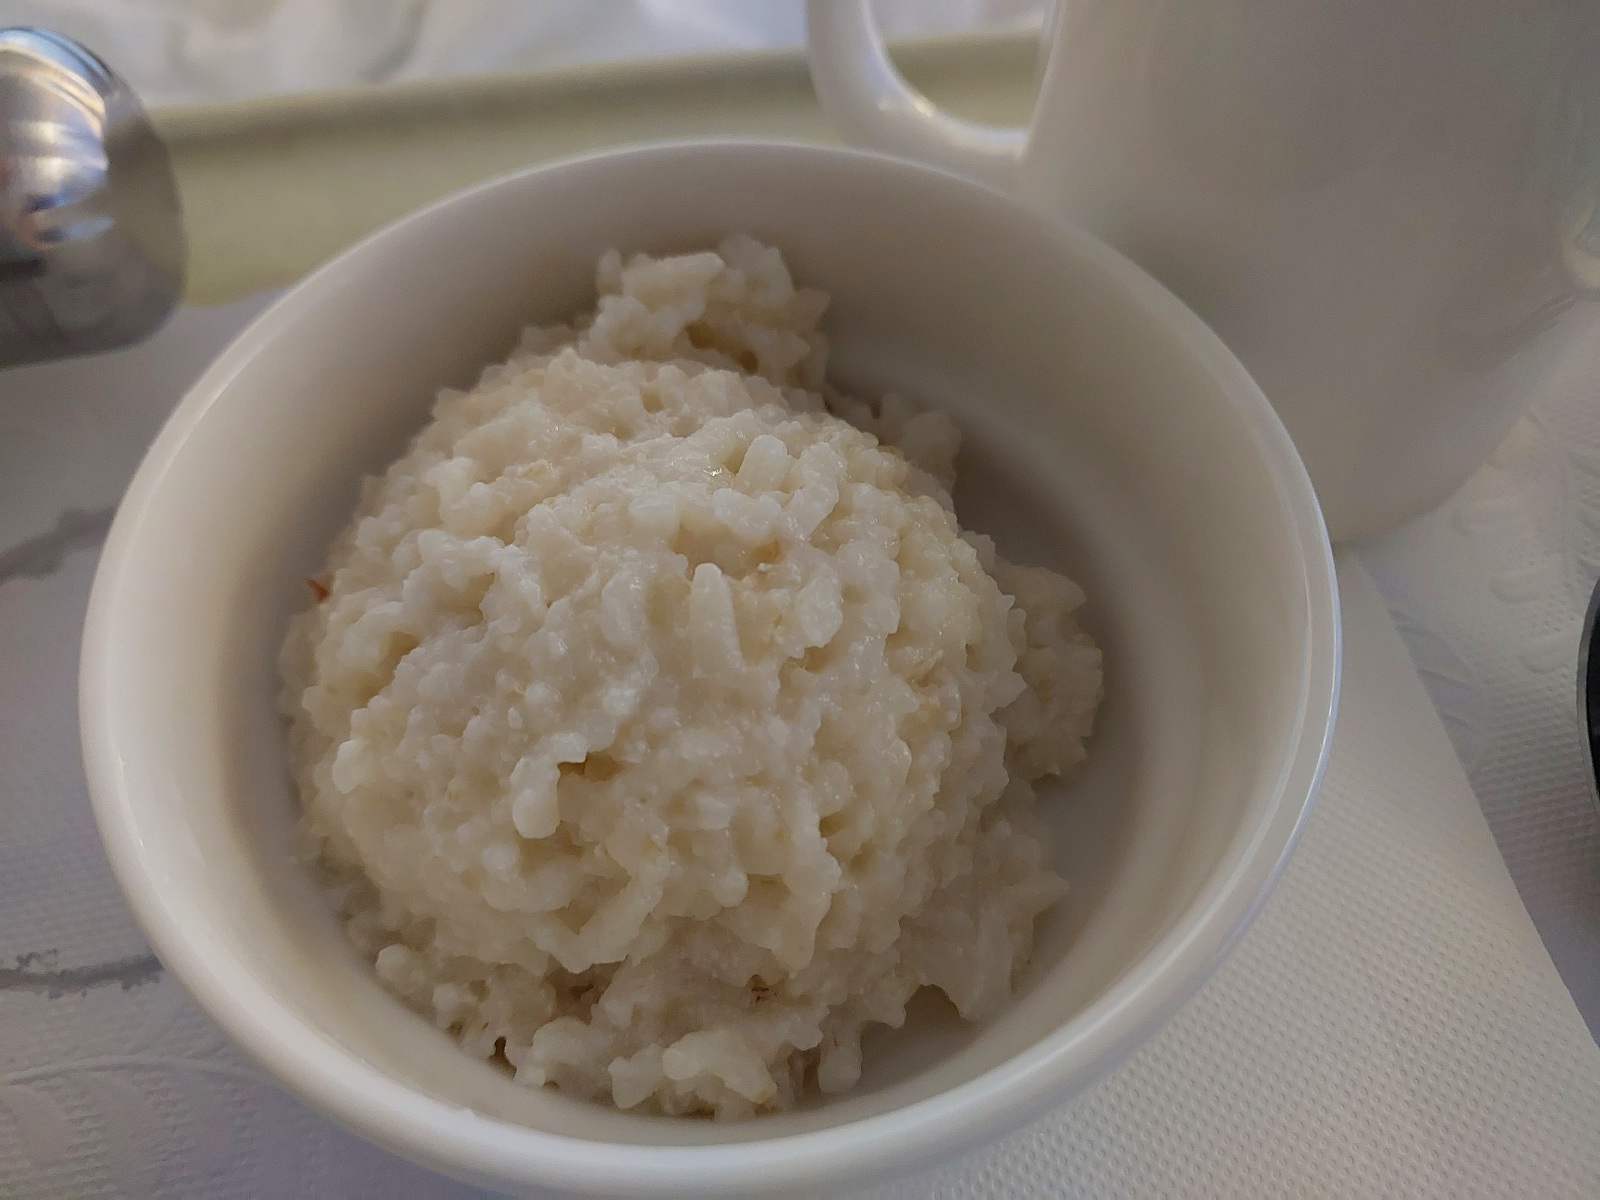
[
  {"xmin": 1360, "ymin": 318, "xmax": 1600, "ymax": 1034},
  {"xmin": 1, "ymin": 299, "xmax": 1595, "ymax": 1197},
  {"xmin": 856, "ymin": 561, "xmax": 1600, "ymax": 1198}
]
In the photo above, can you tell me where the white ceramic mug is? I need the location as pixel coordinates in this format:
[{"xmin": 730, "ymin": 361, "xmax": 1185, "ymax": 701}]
[{"xmin": 809, "ymin": 0, "xmax": 1600, "ymax": 540}]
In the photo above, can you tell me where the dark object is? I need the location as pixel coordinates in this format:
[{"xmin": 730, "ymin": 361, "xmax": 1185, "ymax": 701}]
[{"xmin": 1581, "ymin": 575, "xmax": 1600, "ymax": 809}]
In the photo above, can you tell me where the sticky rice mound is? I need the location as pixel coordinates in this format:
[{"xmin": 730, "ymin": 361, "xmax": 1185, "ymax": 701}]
[{"xmin": 280, "ymin": 236, "xmax": 1102, "ymax": 1117}]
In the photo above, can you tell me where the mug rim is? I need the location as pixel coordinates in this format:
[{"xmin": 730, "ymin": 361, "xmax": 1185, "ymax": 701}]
[{"xmin": 80, "ymin": 137, "xmax": 1339, "ymax": 1196}]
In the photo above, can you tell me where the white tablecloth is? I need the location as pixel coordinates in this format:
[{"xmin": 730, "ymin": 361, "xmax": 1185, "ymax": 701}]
[{"xmin": 1, "ymin": 296, "xmax": 1597, "ymax": 1197}]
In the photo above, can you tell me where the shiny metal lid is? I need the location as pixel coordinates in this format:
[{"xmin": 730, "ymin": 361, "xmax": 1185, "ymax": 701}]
[{"xmin": 0, "ymin": 27, "xmax": 183, "ymax": 366}]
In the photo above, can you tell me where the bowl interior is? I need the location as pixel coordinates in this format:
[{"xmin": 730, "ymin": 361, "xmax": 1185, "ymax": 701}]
[{"xmin": 85, "ymin": 143, "xmax": 1330, "ymax": 1179}]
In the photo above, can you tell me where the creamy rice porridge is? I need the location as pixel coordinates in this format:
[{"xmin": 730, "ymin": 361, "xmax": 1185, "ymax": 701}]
[{"xmin": 279, "ymin": 236, "xmax": 1102, "ymax": 1118}]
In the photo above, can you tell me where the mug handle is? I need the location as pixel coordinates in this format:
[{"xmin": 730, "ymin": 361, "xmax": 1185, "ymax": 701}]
[{"xmin": 805, "ymin": 0, "xmax": 1032, "ymax": 190}]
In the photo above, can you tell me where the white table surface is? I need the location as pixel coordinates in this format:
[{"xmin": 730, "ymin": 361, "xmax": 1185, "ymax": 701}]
[
  {"xmin": 8, "ymin": 0, "xmax": 1594, "ymax": 1037},
  {"xmin": 1, "ymin": 294, "xmax": 1597, "ymax": 1196}
]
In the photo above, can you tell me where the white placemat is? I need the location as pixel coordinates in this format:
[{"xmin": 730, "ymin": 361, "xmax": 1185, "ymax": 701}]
[{"xmin": 1, "ymin": 298, "xmax": 1596, "ymax": 1197}]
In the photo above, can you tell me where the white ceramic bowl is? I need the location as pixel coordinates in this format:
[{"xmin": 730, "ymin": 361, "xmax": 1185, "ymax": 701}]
[{"xmin": 80, "ymin": 141, "xmax": 1338, "ymax": 1198}]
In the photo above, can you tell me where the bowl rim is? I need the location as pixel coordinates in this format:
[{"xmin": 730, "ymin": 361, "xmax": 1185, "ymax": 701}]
[{"xmin": 80, "ymin": 137, "xmax": 1340, "ymax": 1196}]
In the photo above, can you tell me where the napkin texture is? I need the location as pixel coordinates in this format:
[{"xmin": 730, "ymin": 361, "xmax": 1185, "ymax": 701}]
[
  {"xmin": 1362, "ymin": 319, "xmax": 1600, "ymax": 1034},
  {"xmin": 0, "ymin": 301, "xmax": 1595, "ymax": 1197},
  {"xmin": 854, "ymin": 563, "xmax": 1600, "ymax": 1198}
]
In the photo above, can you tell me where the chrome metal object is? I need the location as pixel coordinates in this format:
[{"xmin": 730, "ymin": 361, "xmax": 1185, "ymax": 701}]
[
  {"xmin": 1579, "ymin": 574, "xmax": 1600, "ymax": 811},
  {"xmin": 0, "ymin": 27, "xmax": 183, "ymax": 366}
]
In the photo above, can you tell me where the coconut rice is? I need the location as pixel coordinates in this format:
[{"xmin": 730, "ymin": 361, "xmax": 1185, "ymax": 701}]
[{"xmin": 279, "ymin": 236, "xmax": 1103, "ymax": 1118}]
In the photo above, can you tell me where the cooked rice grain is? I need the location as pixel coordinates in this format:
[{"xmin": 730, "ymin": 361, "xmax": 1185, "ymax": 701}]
[{"xmin": 280, "ymin": 236, "xmax": 1102, "ymax": 1118}]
